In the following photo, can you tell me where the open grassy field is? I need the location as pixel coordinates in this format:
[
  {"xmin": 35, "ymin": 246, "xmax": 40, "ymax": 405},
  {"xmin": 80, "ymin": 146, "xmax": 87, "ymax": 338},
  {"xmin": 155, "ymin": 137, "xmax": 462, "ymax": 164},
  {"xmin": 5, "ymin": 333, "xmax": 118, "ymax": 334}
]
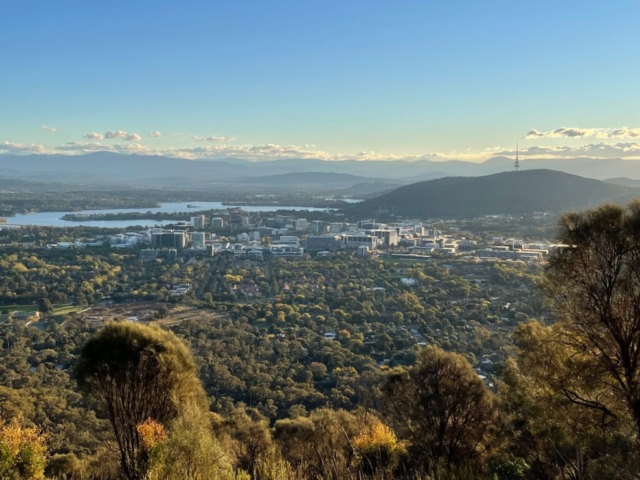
[
  {"xmin": 0, "ymin": 303, "xmax": 77, "ymax": 313},
  {"xmin": 0, "ymin": 303, "xmax": 81, "ymax": 319}
]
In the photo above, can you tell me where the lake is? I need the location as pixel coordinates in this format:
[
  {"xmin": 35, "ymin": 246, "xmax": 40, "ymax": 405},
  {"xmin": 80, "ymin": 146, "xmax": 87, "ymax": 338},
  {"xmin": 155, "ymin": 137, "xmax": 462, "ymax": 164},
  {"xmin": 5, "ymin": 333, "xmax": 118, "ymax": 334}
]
[{"xmin": 4, "ymin": 202, "xmax": 341, "ymax": 228}]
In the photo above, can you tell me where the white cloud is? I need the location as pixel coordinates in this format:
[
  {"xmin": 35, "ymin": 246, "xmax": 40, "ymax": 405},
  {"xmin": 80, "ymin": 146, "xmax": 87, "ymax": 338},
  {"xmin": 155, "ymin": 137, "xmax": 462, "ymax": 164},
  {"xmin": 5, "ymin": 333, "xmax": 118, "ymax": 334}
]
[
  {"xmin": 41, "ymin": 125, "xmax": 57, "ymax": 133},
  {"xmin": 193, "ymin": 135, "xmax": 236, "ymax": 142},
  {"xmin": 609, "ymin": 128, "xmax": 640, "ymax": 138},
  {"xmin": 83, "ymin": 132, "xmax": 104, "ymax": 140},
  {"xmin": 524, "ymin": 127, "xmax": 640, "ymax": 139},
  {"xmin": 497, "ymin": 142, "xmax": 640, "ymax": 159},
  {"xmin": 104, "ymin": 131, "xmax": 142, "ymax": 141},
  {"xmin": 148, "ymin": 131, "xmax": 162, "ymax": 138},
  {"xmin": 0, "ymin": 141, "xmax": 46, "ymax": 154},
  {"xmin": 5, "ymin": 136, "xmax": 640, "ymax": 162}
]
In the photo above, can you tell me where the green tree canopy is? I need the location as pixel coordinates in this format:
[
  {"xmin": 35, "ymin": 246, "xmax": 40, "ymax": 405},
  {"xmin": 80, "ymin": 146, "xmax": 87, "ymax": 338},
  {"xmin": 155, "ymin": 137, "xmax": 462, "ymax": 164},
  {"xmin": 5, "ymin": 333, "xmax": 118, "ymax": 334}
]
[
  {"xmin": 76, "ymin": 322, "xmax": 205, "ymax": 480},
  {"xmin": 382, "ymin": 346, "xmax": 499, "ymax": 472}
]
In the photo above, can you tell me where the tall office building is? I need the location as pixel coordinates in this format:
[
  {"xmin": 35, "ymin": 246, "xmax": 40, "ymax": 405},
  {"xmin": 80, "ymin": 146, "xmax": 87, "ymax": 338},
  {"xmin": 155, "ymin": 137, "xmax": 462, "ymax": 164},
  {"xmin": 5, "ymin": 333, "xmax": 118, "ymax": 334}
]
[
  {"xmin": 191, "ymin": 215, "xmax": 206, "ymax": 229},
  {"xmin": 193, "ymin": 232, "xmax": 206, "ymax": 248},
  {"xmin": 211, "ymin": 217, "xmax": 225, "ymax": 229}
]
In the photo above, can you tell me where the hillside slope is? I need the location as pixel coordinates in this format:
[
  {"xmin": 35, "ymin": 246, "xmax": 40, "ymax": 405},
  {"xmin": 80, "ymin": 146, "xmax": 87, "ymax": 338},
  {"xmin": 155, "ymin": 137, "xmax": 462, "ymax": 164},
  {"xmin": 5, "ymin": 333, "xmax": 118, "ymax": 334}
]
[
  {"xmin": 606, "ymin": 177, "xmax": 640, "ymax": 188},
  {"xmin": 352, "ymin": 169, "xmax": 640, "ymax": 218}
]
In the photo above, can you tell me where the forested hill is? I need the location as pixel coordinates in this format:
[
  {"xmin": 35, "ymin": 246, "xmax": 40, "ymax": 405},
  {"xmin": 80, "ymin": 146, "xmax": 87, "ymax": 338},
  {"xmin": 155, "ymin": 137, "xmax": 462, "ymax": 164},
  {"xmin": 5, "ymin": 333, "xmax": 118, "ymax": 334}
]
[{"xmin": 351, "ymin": 169, "xmax": 640, "ymax": 218}]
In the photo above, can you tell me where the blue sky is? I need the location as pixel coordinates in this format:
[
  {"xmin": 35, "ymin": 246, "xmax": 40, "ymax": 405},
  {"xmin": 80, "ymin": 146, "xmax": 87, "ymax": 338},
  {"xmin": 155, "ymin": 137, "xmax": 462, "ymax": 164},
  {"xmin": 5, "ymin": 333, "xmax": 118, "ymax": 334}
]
[{"xmin": 2, "ymin": 1, "xmax": 640, "ymax": 161}]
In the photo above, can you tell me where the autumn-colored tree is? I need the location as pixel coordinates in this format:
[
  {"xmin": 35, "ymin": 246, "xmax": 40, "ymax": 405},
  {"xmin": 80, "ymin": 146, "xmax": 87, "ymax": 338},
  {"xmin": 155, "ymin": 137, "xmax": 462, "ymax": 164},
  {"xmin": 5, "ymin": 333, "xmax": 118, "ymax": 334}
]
[
  {"xmin": 0, "ymin": 415, "xmax": 47, "ymax": 480},
  {"xmin": 274, "ymin": 408, "xmax": 404, "ymax": 480},
  {"xmin": 382, "ymin": 346, "xmax": 499, "ymax": 472},
  {"xmin": 76, "ymin": 322, "xmax": 206, "ymax": 480},
  {"xmin": 352, "ymin": 417, "xmax": 405, "ymax": 476},
  {"xmin": 140, "ymin": 405, "xmax": 243, "ymax": 480},
  {"xmin": 274, "ymin": 408, "xmax": 370, "ymax": 480}
]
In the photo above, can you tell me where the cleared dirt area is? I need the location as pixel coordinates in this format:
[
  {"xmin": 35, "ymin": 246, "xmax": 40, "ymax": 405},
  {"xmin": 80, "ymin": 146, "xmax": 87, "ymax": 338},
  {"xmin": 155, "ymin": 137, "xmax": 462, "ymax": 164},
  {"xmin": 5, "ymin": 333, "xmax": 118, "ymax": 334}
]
[
  {"xmin": 156, "ymin": 305, "xmax": 227, "ymax": 327},
  {"xmin": 80, "ymin": 302, "xmax": 225, "ymax": 328}
]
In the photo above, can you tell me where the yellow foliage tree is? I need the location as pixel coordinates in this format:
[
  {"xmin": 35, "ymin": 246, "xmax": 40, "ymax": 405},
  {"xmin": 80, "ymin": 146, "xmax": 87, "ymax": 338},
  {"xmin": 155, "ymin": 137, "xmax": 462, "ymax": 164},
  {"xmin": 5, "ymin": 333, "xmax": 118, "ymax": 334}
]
[
  {"xmin": 353, "ymin": 418, "xmax": 405, "ymax": 476},
  {"xmin": 0, "ymin": 415, "xmax": 47, "ymax": 480},
  {"xmin": 140, "ymin": 406, "xmax": 246, "ymax": 480}
]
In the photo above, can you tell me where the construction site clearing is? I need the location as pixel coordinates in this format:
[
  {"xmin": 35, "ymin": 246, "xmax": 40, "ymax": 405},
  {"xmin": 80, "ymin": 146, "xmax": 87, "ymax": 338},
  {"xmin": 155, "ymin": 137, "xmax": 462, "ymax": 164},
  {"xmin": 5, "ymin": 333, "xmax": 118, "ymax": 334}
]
[{"xmin": 79, "ymin": 302, "xmax": 225, "ymax": 329}]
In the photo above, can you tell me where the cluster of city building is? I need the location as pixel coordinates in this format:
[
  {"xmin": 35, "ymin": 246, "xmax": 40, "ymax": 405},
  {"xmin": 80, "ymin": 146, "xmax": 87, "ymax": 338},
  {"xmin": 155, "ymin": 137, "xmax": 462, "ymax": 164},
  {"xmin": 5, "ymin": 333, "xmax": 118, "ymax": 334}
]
[{"xmin": 41, "ymin": 211, "xmax": 562, "ymax": 263}]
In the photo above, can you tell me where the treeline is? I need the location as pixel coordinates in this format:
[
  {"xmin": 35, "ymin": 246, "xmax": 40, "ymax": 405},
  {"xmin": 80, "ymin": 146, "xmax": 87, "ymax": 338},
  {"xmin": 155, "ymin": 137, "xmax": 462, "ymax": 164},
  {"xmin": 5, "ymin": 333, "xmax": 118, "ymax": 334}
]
[
  {"xmin": 61, "ymin": 211, "xmax": 212, "ymax": 222},
  {"xmin": 0, "ymin": 242, "xmax": 208, "ymax": 306}
]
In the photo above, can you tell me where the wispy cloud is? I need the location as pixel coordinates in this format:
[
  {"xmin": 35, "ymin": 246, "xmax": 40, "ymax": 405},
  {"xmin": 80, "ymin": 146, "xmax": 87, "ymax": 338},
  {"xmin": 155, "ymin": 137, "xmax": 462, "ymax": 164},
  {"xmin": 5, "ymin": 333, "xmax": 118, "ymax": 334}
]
[
  {"xmin": 148, "ymin": 131, "xmax": 162, "ymax": 138},
  {"xmin": 41, "ymin": 125, "xmax": 57, "ymax": 133},
  {"xmin": 83, "ymin": 131, "xmax": 141, "ymax": 141},
  {"xmin": 104, "ymin": 130, "xmax": 141, "ymax": 141},
  {"xmin": 57, "ymin": 142, "xmax": 147, "ymax": 153},
  {"xmin": 524, "ymin": 127, "xmax": 640, "ymax": 139},
  {"xmin": 193, "ymin": 135, "xmax": 236, "ymax": 142},
  {"xmin": 83, "ymin": 132, "xmax": 104, "ymax": 140}
]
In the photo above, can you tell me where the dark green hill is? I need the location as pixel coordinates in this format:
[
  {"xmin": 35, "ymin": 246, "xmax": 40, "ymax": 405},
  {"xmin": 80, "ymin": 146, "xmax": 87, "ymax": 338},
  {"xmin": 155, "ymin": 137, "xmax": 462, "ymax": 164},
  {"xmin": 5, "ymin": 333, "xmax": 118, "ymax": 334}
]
[{"xmin": 352, "ymin": 169, "xmax": 640, "ymax": 218}]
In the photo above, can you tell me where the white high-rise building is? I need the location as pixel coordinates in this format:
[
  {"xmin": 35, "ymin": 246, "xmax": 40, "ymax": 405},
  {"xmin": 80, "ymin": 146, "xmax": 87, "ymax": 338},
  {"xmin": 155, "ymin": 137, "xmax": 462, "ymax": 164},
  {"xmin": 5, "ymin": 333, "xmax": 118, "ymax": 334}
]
[{"xmin": 191, "ymin": 215, "xmax": 206, "ymax": 229}]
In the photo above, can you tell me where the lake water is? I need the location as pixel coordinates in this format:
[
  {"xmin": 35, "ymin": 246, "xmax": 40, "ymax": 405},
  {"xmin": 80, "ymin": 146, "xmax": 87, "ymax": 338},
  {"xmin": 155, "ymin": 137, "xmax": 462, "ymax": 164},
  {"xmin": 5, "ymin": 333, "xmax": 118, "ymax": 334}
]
[{"xmin": 4, "ymin": 202, "xmax": 341, "ymax": 228}]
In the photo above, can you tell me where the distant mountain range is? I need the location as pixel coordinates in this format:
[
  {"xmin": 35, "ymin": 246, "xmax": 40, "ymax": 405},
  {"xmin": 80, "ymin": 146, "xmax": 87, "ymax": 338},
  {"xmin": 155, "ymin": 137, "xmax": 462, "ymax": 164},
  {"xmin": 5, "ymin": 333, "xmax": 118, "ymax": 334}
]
[
  {"xmin": 606, "ymin": 177, "xmax": 640, "ymax": 188},
  {"xmin": 238, "ymin": 172, "xmax": 400, "ymax": 188},
  {"xmin": 351, "ymin": 170, "xmax": 640, "ymax": 218},
  {"xmin": 2, "ymin": 152, "xmax": 640, "ymax": 188}
]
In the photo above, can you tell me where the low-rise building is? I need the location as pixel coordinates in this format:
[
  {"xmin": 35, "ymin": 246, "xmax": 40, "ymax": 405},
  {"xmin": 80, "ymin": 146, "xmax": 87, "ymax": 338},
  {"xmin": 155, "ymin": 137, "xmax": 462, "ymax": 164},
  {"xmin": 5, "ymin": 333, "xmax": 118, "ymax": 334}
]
[
  {"xmin": 269, "ymin": 245, "xmax": 304, "ymax": 258},
  {"xmin": 342, "ymin": 233, "xmax": 378, "ymax": 250},
  {"xmin": 139, "ymin": 248, "xmax": 178, "ymax": 261},
  {"xmin": 277, "ymin": 235, "xmax": 300, "ymax": 245},
  {"xmin": 306, "ymin": 235, "xmax": 343, "ymax": 252},
  {"xmin": 329, "ymin": 222, "xmax": 346, "ymax": 233},
  {"xmin": 151, "ymin": 231, "xmax": 186, "ymax": 250},
  {"xmin": 476, "ymin": 248, "xmax": 543, "ymax": 261}
]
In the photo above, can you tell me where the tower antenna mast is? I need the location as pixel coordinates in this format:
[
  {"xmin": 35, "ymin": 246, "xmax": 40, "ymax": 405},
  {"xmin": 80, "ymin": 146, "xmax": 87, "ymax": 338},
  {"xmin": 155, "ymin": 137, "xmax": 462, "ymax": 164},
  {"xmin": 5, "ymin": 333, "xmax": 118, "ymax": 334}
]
[{"xmin": 515, "ymin": 144, "xmax": 520, "ymax": 172}]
